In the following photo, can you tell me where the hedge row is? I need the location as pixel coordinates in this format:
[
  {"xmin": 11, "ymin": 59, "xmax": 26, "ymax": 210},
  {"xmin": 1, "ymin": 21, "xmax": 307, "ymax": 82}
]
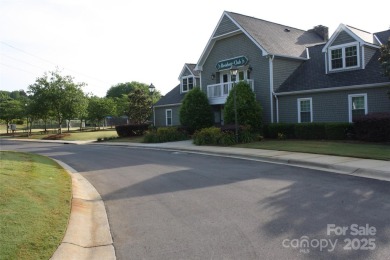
[
  {"xmin": 264, "ymin": 113, "xmax": 390, "ymax": 142},
  {"xmin": 143, "ymin": 127, "xmax": 189, "ymax": 143},
  {"xmin": 193, "ymin": 126, "xmax": 259, "ymax": 146},
  {"xmin": 354, "ymin": 112, "xmax": 390, "ymax": 142},
  {"xmin": 264, "ymin": 122, "xmax": 354, "ymax": 140},
  {"xmin": 115, "ymin": 124, "xmax": 150, "ymax": 137}
]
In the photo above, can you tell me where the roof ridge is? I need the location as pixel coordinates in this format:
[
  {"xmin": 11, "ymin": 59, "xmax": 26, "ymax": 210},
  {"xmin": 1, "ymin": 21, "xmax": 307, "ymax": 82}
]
[
  {"xmin": 225, "ymin": 11, "xmax": 308, "ymax": 33},
  {"xmin": 346, "ymin": 24, "xmax": 372, "ymax": 34}
]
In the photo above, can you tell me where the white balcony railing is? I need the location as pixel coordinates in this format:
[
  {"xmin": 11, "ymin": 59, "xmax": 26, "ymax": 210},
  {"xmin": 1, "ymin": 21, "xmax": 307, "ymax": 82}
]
[{"xmin": 207, "ymin": 80, "xmax": 254, "ymax": 105}]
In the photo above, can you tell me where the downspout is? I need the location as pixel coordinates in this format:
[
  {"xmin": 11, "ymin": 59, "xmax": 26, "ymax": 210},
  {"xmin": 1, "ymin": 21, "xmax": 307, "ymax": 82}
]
[
  {"xmin": 274, "ymin": 92, "xmax": 279, "ymax": 123},
  {"xmin": 268, "ymin": 55, "xmax": 275, "ymax": 123}
]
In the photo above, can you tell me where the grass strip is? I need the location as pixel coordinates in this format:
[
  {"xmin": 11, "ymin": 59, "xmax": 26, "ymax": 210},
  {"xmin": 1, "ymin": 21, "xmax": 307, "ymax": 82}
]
[{"xmin": 0, "ymin": 151, "xmax": 71, "ymax": 259}]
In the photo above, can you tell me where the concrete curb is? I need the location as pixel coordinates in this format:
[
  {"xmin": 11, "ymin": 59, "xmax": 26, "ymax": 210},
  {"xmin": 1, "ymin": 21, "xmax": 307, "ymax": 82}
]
[{"xmin": 50, "ymin": 160, "xmax": 116, "ymax": 260}]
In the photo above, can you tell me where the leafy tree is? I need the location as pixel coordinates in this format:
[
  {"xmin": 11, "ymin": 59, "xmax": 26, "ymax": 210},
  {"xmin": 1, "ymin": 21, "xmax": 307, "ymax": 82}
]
[
  {"xmin": 106, "ymin": 82, "xmax": 134, "ymax": 98},
  {"xmin": 378, "ymin": 38, "xmax": 390, "ymax": 98},
  {"xmin": 179, "ymin": 87, "xmax": 213, "ymax": 133},
  {"xmin": 87, "ymin": 96, "xmax": 116, "ymax": 128},
  {"xmin": 379, "ymin": 38, "xmax": 390, "ymax": 79},
  {"xmin": 0, "ymin": 99, "xmax": 23, "ymax": 133},
  {"xmin": 28, "ymin": 84, "xmax": 53, "ymax": 132},
  {"xmin": 127, "ymin": 88, "xmax": 152, "ymax": 124},
  {"xmin": 224, "ymin": 81, "xmax": 262, "ymax": 131},
  {"xmin": 62, "ymin": 87, "xmax": 88, "ymax": 132},
  {"xmin": 28, "ymin": 69, "xmax": 86, "ymax": 133}
]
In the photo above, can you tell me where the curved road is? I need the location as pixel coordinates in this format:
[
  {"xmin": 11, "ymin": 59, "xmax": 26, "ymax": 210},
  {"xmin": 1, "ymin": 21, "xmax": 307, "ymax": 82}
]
[{"xmin": 2, "ymin": 140, "xmax": 390, "ymax": 260}]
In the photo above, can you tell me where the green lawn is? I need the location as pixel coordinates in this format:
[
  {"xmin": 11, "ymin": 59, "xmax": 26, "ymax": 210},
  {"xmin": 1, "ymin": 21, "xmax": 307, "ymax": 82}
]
[
  {"xmin": 235, "ymin": 140, "xmax": 390, "ymax": 161},
  {"xmin": 0, "ymin": 151, "xmax": 72, "ymax": 259}
]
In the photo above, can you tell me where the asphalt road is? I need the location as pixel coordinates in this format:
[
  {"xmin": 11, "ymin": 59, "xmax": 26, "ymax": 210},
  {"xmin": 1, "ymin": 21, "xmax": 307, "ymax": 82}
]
[{"xmin": 2, "ymin": 140, "xmax": 390, "ymax": 260}]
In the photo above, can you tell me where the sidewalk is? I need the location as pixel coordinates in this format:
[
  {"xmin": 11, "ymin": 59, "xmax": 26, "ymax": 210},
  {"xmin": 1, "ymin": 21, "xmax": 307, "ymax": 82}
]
[{"xmin": 93, "ymin": 140, "xmax": 390, "ymax": 182}]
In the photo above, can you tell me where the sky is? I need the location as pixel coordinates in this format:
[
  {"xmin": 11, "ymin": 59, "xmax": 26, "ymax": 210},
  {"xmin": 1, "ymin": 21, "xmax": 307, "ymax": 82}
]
[{"xmin": 1, "ymin": 0, "xmax": 389, "ymax": 97}]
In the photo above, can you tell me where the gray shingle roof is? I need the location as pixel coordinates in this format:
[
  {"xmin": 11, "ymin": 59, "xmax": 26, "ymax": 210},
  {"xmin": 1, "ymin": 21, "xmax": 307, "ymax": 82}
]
[
  {"xmin": 186, "ymin": 63, "xmax": 199, "ymax": 76},
  {"xmin": 346, "ymin": 25, "xmax": 373, "ymax": 44},
  {"xmin": 277, "ymin": 44, "xmax": 390, "ymax": 93},
  {"xmin": 226, "ymin": 12, "xmax": 325, "ymax": 58},
  {"xmin": 154, "ymin": 84, "xmax": 184, "ymax": 107},
  {"xmin": 374, "ymin": 29, "xmax": 390, "ymax": 44}
]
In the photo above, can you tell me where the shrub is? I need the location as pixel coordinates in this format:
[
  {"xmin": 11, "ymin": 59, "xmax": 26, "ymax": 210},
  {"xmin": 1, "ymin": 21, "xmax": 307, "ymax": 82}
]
[
  {"xmin": 193, "ymin": 127, "xmax": 222, "ymax": 145},
  {"xmin": 294, "ymin": 123, "xmax": 326, "ymax": 139},
  {"xmin": 266, "ymin": 123, "xmax": 295, "ymax": 139},
  {"xmin": 179, "ymin": 87, "xmax": 214, "ymax": 133},
  {"xmin": 354, "ymin": 112, "xmax": 390, "ymax": 142},
  {"xmin": 324, "ymin": 123, "xmax": 353, "ymax": 140},
  {"xmin": 193, "ymin": 125, "xmax": 256, "ymax": 146},
  {"xmin": 143, "ymin": 127, "xmax": 188, "ymax": 143},
  {"xmin": 224, "ymin": 81, "xmax": 262, "ymax": 131},
  {"xmin": 115, "ymin": 124, "xmax": 149, "ymax": 137}
]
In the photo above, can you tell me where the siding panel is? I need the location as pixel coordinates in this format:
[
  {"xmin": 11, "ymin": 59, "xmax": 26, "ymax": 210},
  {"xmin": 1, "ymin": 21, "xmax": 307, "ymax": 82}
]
[
  {"xmin": 331, "ymin": 31, "xmax": 356, "ymax": 46},
  {"xmin": 154, "ymin": 105, "xmax": 181, "ymax": 127},
  {"xmin": 278, "ymin": 87, "xmax": 390, "ymax": 123},
  {"xmin": 214, "ymin": 15, "xmax": 239, "ymax": 37},
  {"xmin": 201, "ymin": 33, "xmax": 270, "ymax": 123},
  {"xmin": 273, "ymin": 58, "xmax": 302, "ymax": 90}
]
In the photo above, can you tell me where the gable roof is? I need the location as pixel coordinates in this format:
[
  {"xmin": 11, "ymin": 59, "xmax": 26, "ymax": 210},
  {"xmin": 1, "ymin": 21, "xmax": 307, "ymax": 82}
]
[
  {"xmin": 196, "ymin": 11, "xmax": 325, "ymax": 70},
  {"xmin": 277, "ymin": 44, "xmax": 390, "ymax": 93},
  {"xmin": 322, "ymin": 24, "xmax": 379, "ymax": 52},
  {"xmin": 154, "ymin": 84, "xmax": 184, "ymax": 107},
  {"xmin": 178, "ymin": 63, "xmax": 199, "ymax": 79},
  {"xmin": 346, "ymin": 25, "xmax": 373, "ymax": 44},
  {"xmin": 374, "ymin": 29, "xmax": 390, "ymax": 45},
  {"xmin": 227, "ymin": 12, "xmax": 325, "ymax": 58}
]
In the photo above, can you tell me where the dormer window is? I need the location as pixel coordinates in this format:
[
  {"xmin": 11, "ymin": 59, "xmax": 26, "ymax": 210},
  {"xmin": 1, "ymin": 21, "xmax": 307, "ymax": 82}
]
[
  {"xmin": 181, "ymin": 76, "xmax": 194, "ymax": 93},
  {"xmin": 328, "ymin": 43, "xmax": 360, "ymax": 71}
]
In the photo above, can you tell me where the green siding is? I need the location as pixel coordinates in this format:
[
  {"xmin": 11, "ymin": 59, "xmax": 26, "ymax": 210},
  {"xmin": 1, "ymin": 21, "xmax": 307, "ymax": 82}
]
[
  {"xmin": 278, "ymin": 87, "xmax": 390, "ymax": 123},
  {"xmin": 154, "ymin": 105, "xmax": 181, "ymax": 127},
  {"xmin": 364, "ymin": 46, "xmax": 376, "ymax": 67},
  {"xmin": 213, "ymin": 15, "xmax": 239, "ymax": 37},
  {"xmin": 201, "ymin": 33, "xmax": 271, "ymax": 123},
  {"xmin": 331, "ymin": 31, "xmax": 356, "ymax": 46}
]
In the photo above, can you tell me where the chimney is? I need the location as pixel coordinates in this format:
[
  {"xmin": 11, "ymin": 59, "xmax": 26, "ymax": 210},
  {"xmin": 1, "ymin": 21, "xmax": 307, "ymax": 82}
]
[{"xmin": 311, "ymin": 25, "xmax": 329, "ymax": 41}]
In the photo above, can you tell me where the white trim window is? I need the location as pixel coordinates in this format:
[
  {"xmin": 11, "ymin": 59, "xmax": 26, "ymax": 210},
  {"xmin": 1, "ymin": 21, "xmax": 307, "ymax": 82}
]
[
  {"xmin": 181, "ymin": 76, "xmax": 194, "ymax": 93},
  {"xmin": 165, "ymin": 109, "xmax": 172, "ymax": 126},
  {"xmin": 297, "ymin": 98, "xmax": 313, "ymax": 123},
  {"xmin": 348, "ymin": 94, "xmax": 367, "ymax": 122},
  {"xmin": 328, "ymin": 43, "xmax": 360, "ymax": 71}
]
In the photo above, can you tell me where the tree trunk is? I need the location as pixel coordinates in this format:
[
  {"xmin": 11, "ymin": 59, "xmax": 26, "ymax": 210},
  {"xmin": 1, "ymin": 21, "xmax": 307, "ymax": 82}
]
[
  {"xmin": 67, "ymin": 120, "xmax": 70, "ymax": 132},
  {"xmin": 79, "ymin": 119, "xmax": 83, "ymax": 132},
  {"xmin": 6, "ymin": 121, "xmax": 9, "ymax": 134}
]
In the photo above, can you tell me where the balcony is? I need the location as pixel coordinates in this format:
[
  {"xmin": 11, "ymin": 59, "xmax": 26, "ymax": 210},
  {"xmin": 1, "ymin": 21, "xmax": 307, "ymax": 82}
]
[{"xmin": 207, "ymin": 80, "xmax": 254, "ymax": 105}]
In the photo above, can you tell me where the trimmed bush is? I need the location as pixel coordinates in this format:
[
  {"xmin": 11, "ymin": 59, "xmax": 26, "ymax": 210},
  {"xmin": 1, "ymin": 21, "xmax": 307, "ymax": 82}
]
[
  {"xmin": 193, "ymin": 125, "xmax": 256, "ymax": 146},
  {"xmin": 224, "ymin": 81, "xmax": 263, "ymax": 131},
  {"xmin": 115, "ymin": 124, "xmax": 149, "ymax": 137},
  {"xmin": 265, "ymin": 122, "xmax": 354, "ymax": 140},
  {"xmin": 294, "ymin": 123, "xmax": 326, "ymax": 140},
  {"xmin": 179, "ymin": 87, "xmax": 214, "ymax": 133},
  {"xmin": 143, "ymin": 127, "xmax": 189, "ymax": 143},
  {"xmin": 354, "ymin": 112, "xmax": 390, "ymax": 142},
  {"xmin": 324, "ymin": 123, "xmax": 353, "ymax": 140},
  {"xmin": 266, "ymin": 123, "xmax": 295, "ymax": 139}
]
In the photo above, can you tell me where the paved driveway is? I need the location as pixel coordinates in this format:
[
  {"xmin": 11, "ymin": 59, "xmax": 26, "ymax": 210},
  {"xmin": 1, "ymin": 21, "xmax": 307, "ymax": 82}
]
[{"xmin": 2, "ymin": 140, "xmax": 390, "ymax": 259}]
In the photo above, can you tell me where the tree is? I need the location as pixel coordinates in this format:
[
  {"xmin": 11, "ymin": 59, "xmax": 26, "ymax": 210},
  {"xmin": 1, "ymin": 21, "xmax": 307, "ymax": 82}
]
[
  {"xmin": 179, "ymin": 87, "xmax": 213, "ymax": 133},
  {"xmin": 62, "ymin": 87, "xmax": 88, "ymax": 132},
  {"xmin": 0, "ymin": 99, "xmax": 23, "ymax": 133},
  {"xmin": 87, "ymin": 96, "xmax": 116, "ymax": 128},
  {"xmin": 224, "ymin": 81, "xmax": 262, "ymax": 131},
  {"xmin": 127, "ymin": 88, "xmax": 152, "ymax": 124},
  {"xmin": 28, "ymin": 69, "xmax": 86, "ymax": 134},
  {"xmin": 378, "ymin": 38, "xmax": 390, "ymax": 98},
  {"xmin": 379, "ymin": 38, "xmax": 390, "ymax": 79}
]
